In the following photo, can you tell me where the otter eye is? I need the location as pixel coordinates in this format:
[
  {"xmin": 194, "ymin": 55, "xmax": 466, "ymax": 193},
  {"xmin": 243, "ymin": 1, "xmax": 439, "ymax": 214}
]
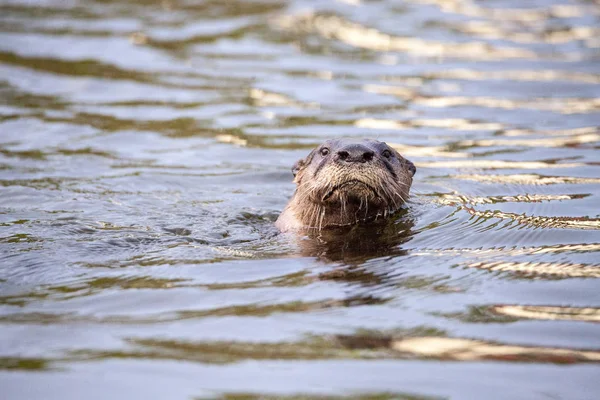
[
  {"xmin": 382, "ymin": 149, "xmax": 392, "ymax": 159},
  {"xmin": 320, "ymin": 147, "xmax": 330, "ymax": 156}
]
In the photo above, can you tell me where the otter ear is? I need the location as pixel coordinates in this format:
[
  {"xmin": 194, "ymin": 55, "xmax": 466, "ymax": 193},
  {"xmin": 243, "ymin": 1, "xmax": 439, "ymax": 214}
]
[
  {"xmin": 406, "ymin": 160, "xmax": 416, "ymax": 177},
  {"xmin": 292, "ymin": 158, "xmax": 306, "ymax": 178},
  {"xmin": 392, "ymin": 148, "xmax": 416, "ymax": 177}
]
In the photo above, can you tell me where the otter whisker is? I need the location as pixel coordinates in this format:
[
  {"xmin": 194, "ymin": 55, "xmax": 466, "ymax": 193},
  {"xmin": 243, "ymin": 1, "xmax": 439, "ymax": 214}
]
[
  {"xmin": 318, "ymin": 207, "xmax": 326, "ymax": 231},
  {"xmin": 309, "ymin": 203, "xmax": 320, "ymax": 228},
  {"xmin": 394, "ymin": 180, "xmax": 411, "ymax": 188}
]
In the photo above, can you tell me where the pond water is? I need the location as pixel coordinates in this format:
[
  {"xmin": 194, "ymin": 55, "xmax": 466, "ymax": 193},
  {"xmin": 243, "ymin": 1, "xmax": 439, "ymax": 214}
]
[{"xmin": 1, "ymin": 0, "xmax": 599, "ymax": 399}]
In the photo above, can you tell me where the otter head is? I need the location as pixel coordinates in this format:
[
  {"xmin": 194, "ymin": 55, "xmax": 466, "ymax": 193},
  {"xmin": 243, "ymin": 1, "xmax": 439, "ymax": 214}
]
[{"xmin": 277, "ymin": 138, "xmax": 416, "ymax": 231}]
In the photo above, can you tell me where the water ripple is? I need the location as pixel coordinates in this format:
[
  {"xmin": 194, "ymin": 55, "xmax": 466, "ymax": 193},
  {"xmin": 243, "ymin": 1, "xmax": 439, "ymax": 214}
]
[{"xmin": 1, "ymin": 0, "xmax": 599, "ymax": 398}]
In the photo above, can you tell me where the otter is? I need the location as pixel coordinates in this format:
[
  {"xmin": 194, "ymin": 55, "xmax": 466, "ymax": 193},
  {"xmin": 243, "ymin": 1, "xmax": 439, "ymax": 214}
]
[{"xmin": 276, "ymin": 138, "xmax": 416, "ymax": 232}]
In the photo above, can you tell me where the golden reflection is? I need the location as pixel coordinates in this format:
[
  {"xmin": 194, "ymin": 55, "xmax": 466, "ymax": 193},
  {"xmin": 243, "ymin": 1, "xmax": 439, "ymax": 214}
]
[
  {"xmin": 129, "ymin": 32, "xmax": 149, "ymax": 46},
  {"xmin": 467, "ymin": 261, "xmax": 600, "ymax": 278},
  {"xmin": 249, "ymin": 88, "xmax": 318, "ymax": 108},
  {"xmin": 446, "ymin": 21, "xmax": 599, "ymax": 45},
  {"xmin": 363, "ymin": 84, "xmax": 600, "ymax": 114},
  {"xmin": 275, "ymin": 13, "xmax": 536, "ymax": 60},
  {"xmin": 463, "ymin": 208, "xmax": 600, "ymax": 230},
  {"xmin": 363, "ymin": 84, "xmax": 415, "ymax": 98},
  {"xmin": 414, "ymin": 0, "xmax": 585, "ymax": 23},
  {"xmin": 215, "ymin": 134, "xmax": 248, "ymax": 147},
  {"xmin": 426, "ymin": 69, "xmax": 600, "ymax": 85},
  {"xmin": 391, "ymin": 337, "xmax": 600, "ymax": 362},
  {"xmin": 528, "ymin": 243, "xmax": 600, "ymax": 254},
  {"xmin": 457, "ymin": 133, "xmax": 600, "ymax": 148},
  {"xmin": 389, "ymin": 143, "xmax": 467, "ymax": 159},
  {"xmin": 355, "ymin": 117, "xmax": 504, "ymax": 131},
  {"xmin": 434, "ymin": 193, "xmax": 576, "ymax": 206},
  {"xmin": 413, "ymin": 118, "xmax": 503, "ymax": 131},
  {"xmin": 408, "ymin": 1, "xmax": 599, "ymax": 56},
  {"xmin": 419, "ymin": 160, "xmax": 583, "ymax": 169},
  {"xmin": 354, "ymin": 118, "xmax": 410, "ymax": 130},
  {"xmin": 416, "ymin": 95, "xmax": 600, "ymax": 114},
  {"xmin": 250, "ymin": 88, "xmax": 294, "ymax": 106},
  {"xmin": 452, "ymin": 174, "xmax": 600, "ymax": 185},
  {"xmin": 411, "ymin": 243, "xmax": 600, "ymax": 258},
  {"xmin": 504, "ymin": 126, "xmax": 599, "ymax": 137},
  {"xmin": 539, "ymin": 26, "xmax": 599, "ymax": 46},
  {"xmin": 492, "ymin": 305, "xmax": 600, "ymax": 323}
]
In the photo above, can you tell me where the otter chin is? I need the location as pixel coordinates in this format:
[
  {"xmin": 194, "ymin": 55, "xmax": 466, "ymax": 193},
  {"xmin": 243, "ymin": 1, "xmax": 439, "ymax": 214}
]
[{"xmin": 276, "ymin": 138, "xmax": 416, "ymax": 232}]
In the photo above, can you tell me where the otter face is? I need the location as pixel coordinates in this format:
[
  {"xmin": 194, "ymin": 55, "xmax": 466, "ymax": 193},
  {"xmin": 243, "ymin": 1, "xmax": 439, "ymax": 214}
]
[{"xmin": 285, "ymin": 138, "xmax": 415, "ymax": 229}]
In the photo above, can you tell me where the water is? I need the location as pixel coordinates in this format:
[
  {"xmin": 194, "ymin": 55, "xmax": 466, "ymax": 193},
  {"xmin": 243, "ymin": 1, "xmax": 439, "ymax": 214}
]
[{"xmin": 1, "ymin": 0, "xmax": 599, "ymax": 398}]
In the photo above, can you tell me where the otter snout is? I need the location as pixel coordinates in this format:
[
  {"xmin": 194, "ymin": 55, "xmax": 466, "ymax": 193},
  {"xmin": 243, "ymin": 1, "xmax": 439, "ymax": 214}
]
[{"xmin": 335, "ymin": 144, "xmax": 374, "ymax": 164}]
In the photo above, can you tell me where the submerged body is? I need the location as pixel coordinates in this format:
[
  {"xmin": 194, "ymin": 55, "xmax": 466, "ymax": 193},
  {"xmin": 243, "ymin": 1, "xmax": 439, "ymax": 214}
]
[{"xmin": 276, "ymin": 138, "xmax": 416, "ymax": 232}]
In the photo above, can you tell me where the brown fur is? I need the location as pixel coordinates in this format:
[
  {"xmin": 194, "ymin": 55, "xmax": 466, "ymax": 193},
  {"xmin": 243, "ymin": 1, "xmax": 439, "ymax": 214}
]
[{"xmin": 276, "ymin": 139, "xmax": 415, "ymax": 232}]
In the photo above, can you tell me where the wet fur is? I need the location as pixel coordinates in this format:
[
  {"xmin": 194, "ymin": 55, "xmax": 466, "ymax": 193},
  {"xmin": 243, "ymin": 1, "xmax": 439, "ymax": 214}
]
[{"xmin": 276, "ymin": 139, "xmax": 415, "ymax": 232}]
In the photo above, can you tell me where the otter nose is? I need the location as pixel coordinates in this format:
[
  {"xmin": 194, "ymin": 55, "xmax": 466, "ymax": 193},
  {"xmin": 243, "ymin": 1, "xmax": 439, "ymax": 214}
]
[{"xmin": 336, "ymin": 144, "xmax": 374, "ymax": 163}]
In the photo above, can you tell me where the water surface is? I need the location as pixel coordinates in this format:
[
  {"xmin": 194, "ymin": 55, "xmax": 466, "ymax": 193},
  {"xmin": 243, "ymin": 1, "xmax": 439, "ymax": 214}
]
[{"xmin": 1, "ymin": 0, "xmax": 600, "ymax": 399}]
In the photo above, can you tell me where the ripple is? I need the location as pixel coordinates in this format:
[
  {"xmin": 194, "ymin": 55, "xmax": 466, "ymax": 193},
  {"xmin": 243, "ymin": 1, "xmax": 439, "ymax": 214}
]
[
  {"xmin": 392, "ymin": 337, "xmax": 600, "ymax": 363},
  {"xmin": 1, "ymin": 0, "xmax": 599, "ymax": 397},
  {"xmin": 274, "ymin": 13, "xmax": 538, "ymax": 60},
  {"xmin": 416, "ymin": 95, "xmax": 600, "ymax": 114},
  {"xmin": 419, "ymin": 160, "xmax": 584, "ymax": 170},
  {"xmin": 51, "ymin": 332, "xmax": 600, "ymax": 365},
  {"xmin": 364, "ymin": 83, "xmax": 600, "ymax": 114},
  {"xmin": 415, "ymin": 0, "xmax": 589, "ymax": 23},
  {"xmin": 433, "ymin": 193, "xmax": 586, "ymax": 206},
  {"xmin": 356, "ymin": 117, "xmax": 504, "ymax": 132},
  {"xmin": 463, "ymin": 208, "xmax": 600, "ymax": 230},
  {"xmin": 456, "ymin": 133, "xmax": 600, "ymax": 148},
  {"xmin": 412, "ymin": 243, "xmax": 600, "ymax": 258},
  {"xmin": 0, "ymin": 357, "xmax": 49, "ymax": 371},
  {"xmin": 425, "ymin": 69, "xmax": 600, "ymax": 85},
  {"xmin": 435, "ymin": 20, "xmax": 600, "ymax": 46},
  {"xmin": 0, "ymin": 51, "xmax": 156, "ymax": 84},
  {"xmin": 451, "ymin": 174, "xmax": 600, "ymax": 185},
  {"xmin": 466, "ymin": 261, "xmax": 600, "ymax": 279},
  {"xmin": 249, "ymin": 88, "xmax": 317, "ymax": 108},
  {"xmin": 491, "ymin": 305, "xmax": 600, "ymax": 323}
]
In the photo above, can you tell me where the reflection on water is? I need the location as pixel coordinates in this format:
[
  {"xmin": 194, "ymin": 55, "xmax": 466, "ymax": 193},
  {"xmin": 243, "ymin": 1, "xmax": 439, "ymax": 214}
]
[
  {"xmin": 391, "ymin": 337, "xmax": 600, "ymax": 363},
  {"xmin": 275, "ymin": 12, "xmax": 538, "ymax": 59},
  {"xmin": 1, "ymin": 0, "xmax": 599, "ymax": 399},
  {"xmin": 294, "ymin": 212, "xmax": 414, "ymax": 263},
  {"xmin": 491, "ymin": 305, "xmax": 600, "ymax": 322}
]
